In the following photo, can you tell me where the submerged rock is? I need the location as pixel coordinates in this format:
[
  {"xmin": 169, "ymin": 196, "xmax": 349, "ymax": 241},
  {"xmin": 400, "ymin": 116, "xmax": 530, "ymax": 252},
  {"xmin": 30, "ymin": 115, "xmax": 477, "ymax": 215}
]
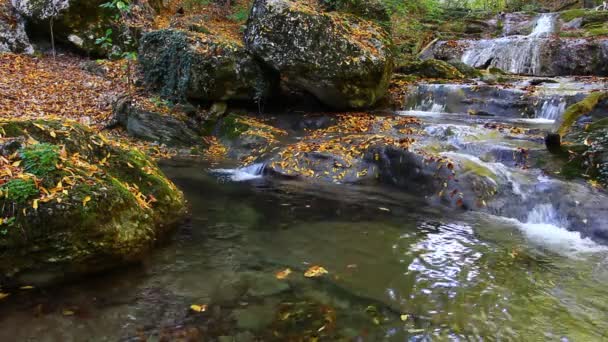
[
  {"xmin": 0, "ymin": 0, "xmax": 33, "ymax": 53},
  {"xmin": 139, "ymin": 29, "xmax": 273, "ymax": 103},
  {"xmin": 245, "ymin": 0, "xmax": 394, "ymax": 109},
  {"xmin": 0, "ymin": 119, "xmax": 187, "ymax": 287}
]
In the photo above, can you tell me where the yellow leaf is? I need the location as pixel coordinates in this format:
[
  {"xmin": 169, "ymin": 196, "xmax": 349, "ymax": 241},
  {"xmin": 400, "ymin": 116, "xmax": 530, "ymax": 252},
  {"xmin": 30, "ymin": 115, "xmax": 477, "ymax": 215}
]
[
  {"xmin": 11, "ymin": 160, "xmax": 21, "ymax": 167},
  {"xmin": 275, "ymin": 268, "xmax": 292, "ymax": 280},
  {"xmin": 304, "ymin": 265, "xmax": 329, "ymax": 278},
  {"xmin": 0, "ymin": 293, "xmax": 9, "ymax": 300},
  {"xmin": 19, "ymin": 285, "xmax": 34, "ymax": 290},
  {"xmin": 400, "ymin": 314, "xmax": 409, "ymax": 322},
  {"xmin": 190, "ymin": 304, "xmax": 208, "ymax": 313},
  {"xmin": 32, "ymin": 199, "xmax": 38, "ymax": 210},
  {"xmin": 82, "ymin": 196, "xmax": 91, "ymax": 207},
  {"xmin": 62, "ymin": 309, "xmax": 75, "ymax": 316},
  {"xmin": 50, "ymin": 131, "xmax": 57, "ymax": 138}
]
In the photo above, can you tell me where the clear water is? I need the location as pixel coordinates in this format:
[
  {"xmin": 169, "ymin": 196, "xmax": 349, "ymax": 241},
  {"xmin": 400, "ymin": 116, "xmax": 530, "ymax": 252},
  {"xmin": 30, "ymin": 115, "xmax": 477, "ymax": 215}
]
[{"xmin": 1, "ymin": 160, "xmax": 607, "ymax": 341}]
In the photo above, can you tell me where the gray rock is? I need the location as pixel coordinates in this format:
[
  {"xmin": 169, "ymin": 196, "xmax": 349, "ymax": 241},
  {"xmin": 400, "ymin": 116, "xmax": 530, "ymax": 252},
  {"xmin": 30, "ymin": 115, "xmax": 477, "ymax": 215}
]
[
  {"xmin": 139, "ymin": 29, "xmax": 273, "ymax": 103},
  {"xmin": 244, "ymin": 0, "xmax": 394, "ymax": 109},
  {"xmin": 112, "ymin": 96, "xmax": 201, "ymax": 146},
  {"xmin": 0, "ymin": 1, "xmax": 33, "ymax": 53}
]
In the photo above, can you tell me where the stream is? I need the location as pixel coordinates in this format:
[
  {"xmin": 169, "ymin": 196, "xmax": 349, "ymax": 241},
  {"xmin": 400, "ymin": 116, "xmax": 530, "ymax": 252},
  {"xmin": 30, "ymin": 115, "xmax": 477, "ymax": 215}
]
[{"xmin": 1, "ymin": 11, "xmax": 608, "ymax": 342}]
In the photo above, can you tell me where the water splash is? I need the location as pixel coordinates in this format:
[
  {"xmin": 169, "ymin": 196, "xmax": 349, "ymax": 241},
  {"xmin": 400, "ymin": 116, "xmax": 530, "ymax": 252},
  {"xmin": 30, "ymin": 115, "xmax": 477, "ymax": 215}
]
[
  {"xmin": 518, "ymin": 204, "xmax": 606, "ymax": 255},
  {"xmin": 212, "ymin": 163, "xmax": 265, "ymax": 181}
]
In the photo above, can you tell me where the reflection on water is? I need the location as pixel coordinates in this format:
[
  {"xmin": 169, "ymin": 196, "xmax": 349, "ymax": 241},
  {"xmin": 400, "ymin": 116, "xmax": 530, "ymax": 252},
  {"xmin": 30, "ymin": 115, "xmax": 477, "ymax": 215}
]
[{"xmin": 0, "ymin": 161, "xmax": 607, "ymax": 341}]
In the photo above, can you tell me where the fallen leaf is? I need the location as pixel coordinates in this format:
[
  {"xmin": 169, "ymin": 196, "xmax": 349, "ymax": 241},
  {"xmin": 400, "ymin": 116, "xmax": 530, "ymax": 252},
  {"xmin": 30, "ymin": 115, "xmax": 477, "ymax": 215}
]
[
  {"xmin": 190, "ymin": 304, "xmax": 208, "ymax": 313},
  {"xmin": 400, "ymin": 314, "xmax": 409, "ymax": 322},
  {"xmin": 275, "ymin": 268, "xmax": 292, "ymax": 280},
  {"xmin": 0, "ymin": 293, "xmax": 9, "ymax": 300},
  {"xmin": 82, "ymin": 196, "xmax": 91, "ymax": 207},
  {"xmin": 304, "ymin": 265, "xmax": 328, "ymax": 278}
]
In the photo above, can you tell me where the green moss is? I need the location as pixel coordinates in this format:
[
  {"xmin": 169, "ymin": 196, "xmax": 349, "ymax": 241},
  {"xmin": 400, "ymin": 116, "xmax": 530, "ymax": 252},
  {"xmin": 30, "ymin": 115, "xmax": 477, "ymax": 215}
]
[
  {"xmin": 558, "ymin": 92, "xmax": 608, "ymax": 136},
  {"xmin": 0, "ymin": 179, "xmax": 39, "ymax": 204},
  {"xmin": 396, "ymin": 59, "xmax": 465, "ymax": 79},
  {"xmin": 220, "ymin": 114, "xmax": 251, "ymax": 139},
  {"xmin": 560, "ymin": 9, "xmax": 588, "ymax": 22},
  {"xmin": 20, "ymin": 143, "xmax": 60, "ymax": 177}
]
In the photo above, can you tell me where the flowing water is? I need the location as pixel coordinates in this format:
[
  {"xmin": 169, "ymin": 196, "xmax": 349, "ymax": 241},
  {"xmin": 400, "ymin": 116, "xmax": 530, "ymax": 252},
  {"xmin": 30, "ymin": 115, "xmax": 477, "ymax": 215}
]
[
  {"xmin": 1, "ymin": 75, "xmax": 608, "ymax": 340},
  {"xmin": 461, "ymin": 13, "xmax": 558, "ymax": 75}
]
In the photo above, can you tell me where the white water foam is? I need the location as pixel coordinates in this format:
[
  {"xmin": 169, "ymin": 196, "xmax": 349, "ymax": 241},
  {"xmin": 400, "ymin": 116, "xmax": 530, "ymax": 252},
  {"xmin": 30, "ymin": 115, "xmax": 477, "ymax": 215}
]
[
  {"xmin": 537, "ymin": 98, "xmax": 567, "ymax": 120},
  {"xmin": 212, "ymin": 163, "xmax": 265, "ymax": 182},
  {"xmin": 530, "ymin": 13, "xmax": 557, "ymax": 37},
  {"xmin": 517, "ymin": 204, "xmax": 607, "ymax": 255}
]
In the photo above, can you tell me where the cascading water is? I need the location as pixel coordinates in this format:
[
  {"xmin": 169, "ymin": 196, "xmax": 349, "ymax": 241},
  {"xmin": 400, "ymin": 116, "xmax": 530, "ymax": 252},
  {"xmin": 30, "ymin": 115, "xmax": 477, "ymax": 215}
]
[
  {"xmin": 536, "ymin": 97, "xmax": 567, "ymax": 120},
  {"xmin": 212, "ymin": 163, "xmax": 266, "ymax": 181},
  {"xmin": 461, "ymin": 13, "xmax": 557, "ymax": 75}
]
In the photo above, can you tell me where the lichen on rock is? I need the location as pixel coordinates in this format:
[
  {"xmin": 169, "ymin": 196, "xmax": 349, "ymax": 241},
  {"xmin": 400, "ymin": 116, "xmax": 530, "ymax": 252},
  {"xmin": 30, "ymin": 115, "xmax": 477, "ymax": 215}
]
[
  {"xmin": 139, "ymin": 29, "xmax": 273, "ymax": 103},
  {"xmin": 0, "ymin": 0, "xmax": 33, "ymax": 53}
]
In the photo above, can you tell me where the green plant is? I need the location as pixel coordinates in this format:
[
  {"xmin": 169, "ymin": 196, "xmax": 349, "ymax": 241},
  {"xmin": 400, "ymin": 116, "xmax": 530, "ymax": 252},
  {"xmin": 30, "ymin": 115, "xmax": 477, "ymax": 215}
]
[
  {"xmin": 20, "ymin": 143, "xmax": 60, "ymax": 177},
  {"xmin": 228, "ymin": 6, "xmax": 250, "ymax": 22},
  {"xmin": 0, "ymin": 179, "xmax": 39, "ymax": 204}
]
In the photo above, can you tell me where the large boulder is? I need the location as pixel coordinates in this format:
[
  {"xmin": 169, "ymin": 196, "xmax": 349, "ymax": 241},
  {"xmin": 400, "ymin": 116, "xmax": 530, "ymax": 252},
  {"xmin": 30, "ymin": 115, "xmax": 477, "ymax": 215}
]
[
  {"xmin": 0, "ymin": 0, "xmax": 33, "ymax": 53},
  {"xmin": 0, "ymin": 119, "xmax": 187, "ymax": 287},
  {"xmin": 244, "ymin": 0, "xmax": 394, "ymax": 109},
  {"xmin": 139, "ymin": 29, "xmax": 273, "ymax": 103}
]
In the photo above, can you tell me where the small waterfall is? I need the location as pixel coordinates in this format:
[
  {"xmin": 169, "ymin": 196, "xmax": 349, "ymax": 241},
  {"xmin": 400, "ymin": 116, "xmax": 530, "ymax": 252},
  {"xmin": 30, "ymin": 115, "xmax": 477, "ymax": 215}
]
[
  {"xmin": 415, "ymin": 98, "xmax": 446, "ymax": 113},
  {"xmin": 530, "ymin": 13, "xmax": 557, "ymax": 37},
  {"xmin": 212, "ymin": 163, "xmax": 266, "ymax": 181},
  {"xmin": 517, "ymin": 204, "xmax": 606, "ymax": 254},
  {"xmin": 536, "ymin": 97, "xmax": 567, "ymax": 120},
  {"xmin": 461, "ymin": 13, "xmax": 557, "ymax": 75}
]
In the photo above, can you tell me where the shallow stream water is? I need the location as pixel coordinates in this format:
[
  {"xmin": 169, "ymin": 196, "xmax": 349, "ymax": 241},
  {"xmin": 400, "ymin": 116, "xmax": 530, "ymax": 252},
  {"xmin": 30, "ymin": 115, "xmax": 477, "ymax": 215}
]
[{"xmin": 1, "ymin": 154, "xmax": 608, "ymax": 340}]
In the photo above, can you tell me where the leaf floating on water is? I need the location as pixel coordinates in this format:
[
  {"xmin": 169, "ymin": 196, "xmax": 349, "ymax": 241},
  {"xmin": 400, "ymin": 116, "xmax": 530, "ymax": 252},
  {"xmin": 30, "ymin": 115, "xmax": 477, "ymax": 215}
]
[
  {"xmin": 0, "ymin": 293, "xmax": 9, "ymax": 300},
  {"xmin": 62, "ymin": 309, "xmax": 75, "ymax": 316},
  {"xmin": 275, "ymin": 268, "xmax": 292, "ymax": 280},
  {"xmin": 82, "ymin": 196, "xmax": 91, "ymax": 207},
  {"xmin": 190, "ymin": 304, "xmax": 208, "ymax": 313},
  {"xmin": 304, "ymin": 265, "xmax": 328, "ymax": 278}
]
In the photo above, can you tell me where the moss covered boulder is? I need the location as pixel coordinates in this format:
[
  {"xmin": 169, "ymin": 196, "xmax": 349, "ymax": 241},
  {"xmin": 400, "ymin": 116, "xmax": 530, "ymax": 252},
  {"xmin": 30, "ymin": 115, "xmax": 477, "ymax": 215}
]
[
  {"xmin": 395, "ymin": 59, "xmax": 465, "ymax": 79},
  {"xmin": 139, "ymin": 29, "xmax": 273, "ymax": 103},
  {"xmin": 0, "ymin": 119, "xmax": 186, "ymax": 287},
  {"xmin": 0, "ymin": 0, "xmax": 33, "ymax": 53},
  {"xmin": 244, "ymin": 0, "xmax": 394, "ymax": 110}
]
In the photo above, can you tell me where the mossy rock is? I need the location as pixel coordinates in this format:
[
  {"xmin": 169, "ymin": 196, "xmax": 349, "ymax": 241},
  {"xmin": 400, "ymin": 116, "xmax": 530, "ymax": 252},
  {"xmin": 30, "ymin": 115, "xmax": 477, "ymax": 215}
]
[
  {"xmin": 557, "ymin": 92, "xmax": 608, "ymax": 136},
  {"xmin": 0, "ymin": 119, "xmax": 187, "ymax": 287},
  {"xmin": 139, "ymin": 29, "xmax": 273, "ymax": 103},
  {"xmin": 396, "ymin": 59, "xmax": 465, "ymax": 80},
  {"xmin": 447, "ymin": 60, "xmax": 482, "ymax": 78},
  {"xmin": 245, "ymin": 0, "xmax": 394, "ymax": 109}
]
